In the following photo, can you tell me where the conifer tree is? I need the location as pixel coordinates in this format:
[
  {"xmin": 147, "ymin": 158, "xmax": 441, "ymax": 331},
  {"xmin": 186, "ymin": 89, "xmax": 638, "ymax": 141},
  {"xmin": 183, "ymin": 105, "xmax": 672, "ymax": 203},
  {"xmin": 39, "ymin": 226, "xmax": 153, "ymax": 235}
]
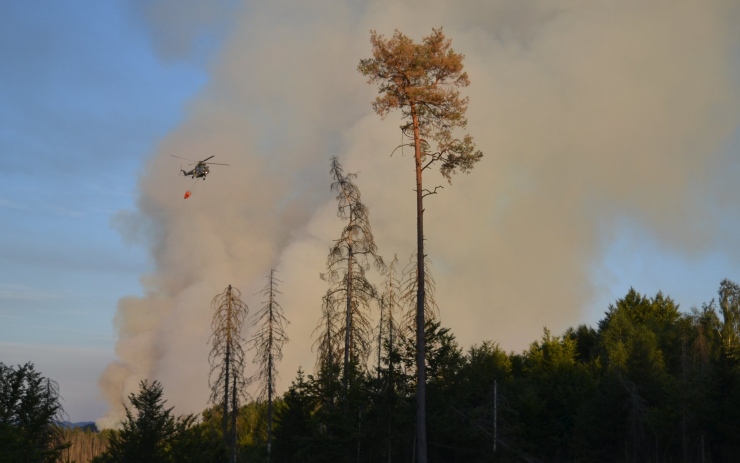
[
  {"xmin": 0, "ymin": 362, "xmax": 68, "ymax": 463},
  {"xmin": 208, "ymin": 285, "xmax": 249, "ymax": 463},
  {"xmin": 399, "ymin": 252, "xmax": 439, "ymax": 337},
  {"xmin": 377, "ymin": 255, "xmax": 400, "ymax": 377},
  {"xmin": 248, "ymin": 269, "xmax": 289, "ymax": 463},
  {"xmin": 320, "ymin": 157, "xmax": 383, "ymax": 394},
  {"xmin": 359, "ymin": 28, "xmax": 482, "ymax": 462},
  {"xmin": 93, "ymin": 380, "xmax": 176, "ymax": 463},
  {"xmin": 313, "ymin": 293, "xmax": 341, "ymax": 374},
  {"xmin": 719, "ymin": 279, "xmax": 740, "ymax": 359},
  {"xmin": 377, "ymin": 254, "xmax": 401, "ymax": 461}
]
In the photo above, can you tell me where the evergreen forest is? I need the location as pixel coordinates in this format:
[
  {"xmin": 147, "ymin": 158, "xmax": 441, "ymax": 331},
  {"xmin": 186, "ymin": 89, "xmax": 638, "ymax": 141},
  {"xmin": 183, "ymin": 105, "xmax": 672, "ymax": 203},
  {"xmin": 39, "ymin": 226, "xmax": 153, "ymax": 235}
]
[{"xmin": 3, "ymin": 281, "xmax": 740, "ymax": 462}]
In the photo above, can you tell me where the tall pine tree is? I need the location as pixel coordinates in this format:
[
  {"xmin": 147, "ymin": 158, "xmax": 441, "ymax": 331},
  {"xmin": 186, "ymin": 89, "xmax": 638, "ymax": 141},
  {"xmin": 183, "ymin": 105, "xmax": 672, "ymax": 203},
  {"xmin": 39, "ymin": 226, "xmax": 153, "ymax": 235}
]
[{"xmin": 359, "ymin": 28, "xmax": 482, "ymax": 462}]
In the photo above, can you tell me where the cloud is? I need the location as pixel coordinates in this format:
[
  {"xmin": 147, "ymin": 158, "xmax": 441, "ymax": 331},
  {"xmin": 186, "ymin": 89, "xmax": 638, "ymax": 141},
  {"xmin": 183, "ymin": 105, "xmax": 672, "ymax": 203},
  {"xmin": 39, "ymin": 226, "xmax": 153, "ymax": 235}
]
[{"xmin": 98, "ymin": 0, "xmax": 740, "ymax": 427}]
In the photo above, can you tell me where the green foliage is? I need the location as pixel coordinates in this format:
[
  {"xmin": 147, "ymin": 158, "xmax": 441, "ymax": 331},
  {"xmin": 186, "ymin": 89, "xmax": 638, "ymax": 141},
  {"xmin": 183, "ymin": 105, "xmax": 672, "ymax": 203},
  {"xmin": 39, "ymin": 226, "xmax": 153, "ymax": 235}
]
[
  {"xmin": 79, "ymin": 280, "xmax": 740, "ymax": 462},
  {"xmin": 0, "ymin": 363, "xmax": 68, "ymax": 463},
  {"xmin": 263, "ymin": 282, "xmax": 740, "ymax": 462},
  {"xmin": 93, "ymin": 380, "xmax": 223, "ymax": 463},
  {"xmin": 509, "ymin": 330, "xmax": 597, "ymax": 459},
  {"xmin": 272, "ymin": 370, "xmax": 316, "ymax": 463},
  {"xmin": 718, "ymin": 279, "xmax": 740, "ymax": 359}
]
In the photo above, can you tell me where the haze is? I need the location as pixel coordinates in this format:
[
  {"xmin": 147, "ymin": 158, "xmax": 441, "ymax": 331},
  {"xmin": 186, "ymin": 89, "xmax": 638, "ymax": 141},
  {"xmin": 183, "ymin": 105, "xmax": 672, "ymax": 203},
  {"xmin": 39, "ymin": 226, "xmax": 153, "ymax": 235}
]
[{"xmin": 1, "ymin": 0, "xmax": 738, "ymax": 426}]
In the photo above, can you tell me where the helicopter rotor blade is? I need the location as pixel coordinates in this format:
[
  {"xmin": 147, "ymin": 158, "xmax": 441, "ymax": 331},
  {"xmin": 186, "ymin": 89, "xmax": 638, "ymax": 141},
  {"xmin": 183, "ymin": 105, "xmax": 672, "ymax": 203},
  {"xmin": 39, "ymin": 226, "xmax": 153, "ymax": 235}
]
[
  {"xmin": 201, "ymin": 155, "xmax": 215, "ymax": 162},
  {"xmin": 170, "ymin": 154, "xmax": 197, "ymax": 162},
  {"xmin": 205, "ymin": 163, "xmax": 230, "ymax": 166}
]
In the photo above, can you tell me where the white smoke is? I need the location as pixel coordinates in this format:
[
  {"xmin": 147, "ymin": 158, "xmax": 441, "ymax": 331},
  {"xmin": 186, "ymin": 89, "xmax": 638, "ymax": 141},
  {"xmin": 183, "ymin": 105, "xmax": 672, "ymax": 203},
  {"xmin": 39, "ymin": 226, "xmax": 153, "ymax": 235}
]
[{"xmin": 98, "ymin": 0, "xmax": 740, "ymax": 428}]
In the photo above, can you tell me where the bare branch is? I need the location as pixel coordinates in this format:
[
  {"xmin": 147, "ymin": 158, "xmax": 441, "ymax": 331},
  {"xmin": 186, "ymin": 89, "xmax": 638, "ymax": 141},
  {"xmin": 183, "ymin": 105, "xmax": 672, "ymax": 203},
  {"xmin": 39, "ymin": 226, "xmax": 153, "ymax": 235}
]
[
  {"xmin": 399, "ymin": 251, "xmax": 439, "ymax": 337},
  {"xmin": 208, "ymin": 284, "xmax": 249, "ymax": 458},
  {"xmin": 248, "ymin": 270, "xmax": 289, "ymax": 403},
  {"xmin": 422, "ymin": 185, "xmax": 444, "ymax": 198},
  {"xmin": 315, "ymin": 157, "xmax": 384, "ymax": 392}
]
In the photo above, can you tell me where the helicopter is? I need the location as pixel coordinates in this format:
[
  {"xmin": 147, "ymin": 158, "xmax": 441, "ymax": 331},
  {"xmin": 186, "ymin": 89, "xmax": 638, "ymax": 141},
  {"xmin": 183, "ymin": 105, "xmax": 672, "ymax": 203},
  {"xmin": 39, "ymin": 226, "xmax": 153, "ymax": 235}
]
[{"xmin": 170, "ymin": 155, "xmax": 229, "ymax": 180}]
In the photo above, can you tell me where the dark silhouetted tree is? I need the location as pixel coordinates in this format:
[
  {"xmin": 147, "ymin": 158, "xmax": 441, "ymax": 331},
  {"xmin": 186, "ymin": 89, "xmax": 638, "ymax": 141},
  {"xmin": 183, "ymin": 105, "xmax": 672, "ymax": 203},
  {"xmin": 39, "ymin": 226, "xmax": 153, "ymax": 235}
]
[
  {"xmin": 93, "ymin": 380, "xmax": 223, "ymax": 463},
  {"xmin": 209, "ymin": 284, "xmax": 249, "ymax": 463},
  {"xmin": 313, "ymin": 293, "xmax": 341, "ymax": 375},
  {"xmin": 248, "ymin": 269, "xmax": 289, "ymax": 463},
  {"xmin": 718, "ymin": 279, "xmax": 740, "ymax": 359},
  {"xmin": 380, "ymin": 256, "xmax": 404, "ymax": 406},
  {"xmin": 320, "ymin": 157, "xmax": 383, "ymax": 395},
  {"xmin": 376, "ymin": 255, "xmax": 400, "ymax": 376},
  {"xmin": 359, "ymin": 28, "xmax": 482, "ymax": 463},
  {"xmin": 365, "ymin": 255, "xmax": 403, "ymax": 462},
  {"xmin": 399, "ymin": 252, "xmax": 439, "ymax": 337},
  {"xmin": 0, "ymin": 362, "xmax": 68, "ymax": 463}
]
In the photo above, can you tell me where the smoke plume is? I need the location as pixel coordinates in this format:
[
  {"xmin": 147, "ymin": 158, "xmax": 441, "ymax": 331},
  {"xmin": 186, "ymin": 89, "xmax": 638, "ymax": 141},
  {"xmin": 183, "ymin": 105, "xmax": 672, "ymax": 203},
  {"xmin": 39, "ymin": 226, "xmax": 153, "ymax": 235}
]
[{"xmin": 98, "ymin": 0, "xmax": 740, "ymax": 428}]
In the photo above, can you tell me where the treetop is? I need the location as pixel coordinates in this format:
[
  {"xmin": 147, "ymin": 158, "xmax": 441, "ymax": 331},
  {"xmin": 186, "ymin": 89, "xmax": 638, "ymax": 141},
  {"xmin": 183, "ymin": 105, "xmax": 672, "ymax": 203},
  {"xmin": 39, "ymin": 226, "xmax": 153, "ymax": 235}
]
[{"xmin": 358, "ymin": 27, "xmax": 482, "ymax": 182}]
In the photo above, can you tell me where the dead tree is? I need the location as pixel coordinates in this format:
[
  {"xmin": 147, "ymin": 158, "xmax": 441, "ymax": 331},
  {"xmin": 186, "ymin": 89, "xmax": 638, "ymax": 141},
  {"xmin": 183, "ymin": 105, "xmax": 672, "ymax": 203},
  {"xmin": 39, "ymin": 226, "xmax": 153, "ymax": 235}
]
[
  {"xmin": 377, "ymin": 254, "xmax": 402, "ymax": 462},
  {"xmin": 399, "ymin": 251, "xmax": 439, "ymax": 336},
  {"xmin": 377, "ymin": 255, "xmax": 401, "ymax": 375},
  {"xmin": 320, "ymin": 156, "xmax": 383, "ymax": 395},
  {"xmin": 209, "ymin": 284, "xmax": 249, "ymax": 463},
  {"xmin": 248, "ymin": 269, "xmax": 289, "ymax": 463},
  {"xmin": 313, "ymin": 292, "xmax": 342, "ymax": 373},
  {"xmin": 360, "ymin": 28, "xmax": 482, "ymax": 461}
]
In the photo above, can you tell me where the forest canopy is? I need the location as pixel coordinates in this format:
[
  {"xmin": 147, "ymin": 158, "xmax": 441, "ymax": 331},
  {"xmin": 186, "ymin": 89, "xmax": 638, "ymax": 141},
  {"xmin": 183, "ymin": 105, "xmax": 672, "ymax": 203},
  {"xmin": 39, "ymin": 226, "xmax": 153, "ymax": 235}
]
[{"xmin": 4, "ymin": 282, "xmax": 739, "ymax": 462}]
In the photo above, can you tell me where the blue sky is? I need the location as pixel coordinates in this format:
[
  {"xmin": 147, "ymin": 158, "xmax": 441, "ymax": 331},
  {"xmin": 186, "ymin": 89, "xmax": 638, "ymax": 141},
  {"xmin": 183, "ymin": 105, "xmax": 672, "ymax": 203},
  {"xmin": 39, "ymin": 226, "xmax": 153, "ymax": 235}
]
[
  {"xmin": 2, "ymin": 1, "xmax": 740, "ymax": 424},
  {"xmin": 0, "ymin": 1, "xmax": 215, "ymax": 420}
]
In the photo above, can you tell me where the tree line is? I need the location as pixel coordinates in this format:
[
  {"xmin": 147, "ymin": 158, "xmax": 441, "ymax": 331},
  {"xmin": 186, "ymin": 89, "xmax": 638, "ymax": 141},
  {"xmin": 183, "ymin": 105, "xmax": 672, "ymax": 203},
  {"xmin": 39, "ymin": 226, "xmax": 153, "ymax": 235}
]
[
  {"xmin": 270, "ymin": 281, "xmax": 740, "ymax": 463},
  {"xmin": 5, "ymin": 280, "xmax": 739, "ymax": 462}
]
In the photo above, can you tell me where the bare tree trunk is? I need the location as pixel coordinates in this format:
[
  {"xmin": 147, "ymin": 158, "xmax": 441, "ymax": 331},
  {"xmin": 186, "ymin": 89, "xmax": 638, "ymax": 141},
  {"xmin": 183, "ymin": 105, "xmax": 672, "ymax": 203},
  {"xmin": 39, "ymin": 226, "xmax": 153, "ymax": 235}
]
[
  {"xmin": 249, "ymin": 270, "xmax": 288, "ymax": 463},
  {"xmin": 344, "ymin": 244, "xmax": 354, "ymax": 397},
  {"xmin": 359, "ymin": 28, "xmax": 480, "ymax": 463},
  {"xmin": 389, "ymin": 291, "xmax": 394, "ymax": 463},
  {"xmin": 231, "ymin": 374, "xmax": 238, "ymax": 463},
  {"xmin": 412, "ymin": 106, "xmax": 427, "ymax": 463},
  {"xmin": 267, "ymin": 377, "xmax": 273, "ymax": 462},
  {"xmin": 377, "ymin": 298, "xmax": 383, "ymax": 381},
  {"xmin": 267, "ymin": 270, "xmax": 274, "ymax": 463},
  {"xmin": 222, "ymin": 286, "xmax": 235, "ymax": 443},
  {"xmin": 210, "ymin": 284, "xmax": 249, "ymax": 463},
  {"xmin": 223, "ymin": 337, "xmax": 231, "ymax": 441}
]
